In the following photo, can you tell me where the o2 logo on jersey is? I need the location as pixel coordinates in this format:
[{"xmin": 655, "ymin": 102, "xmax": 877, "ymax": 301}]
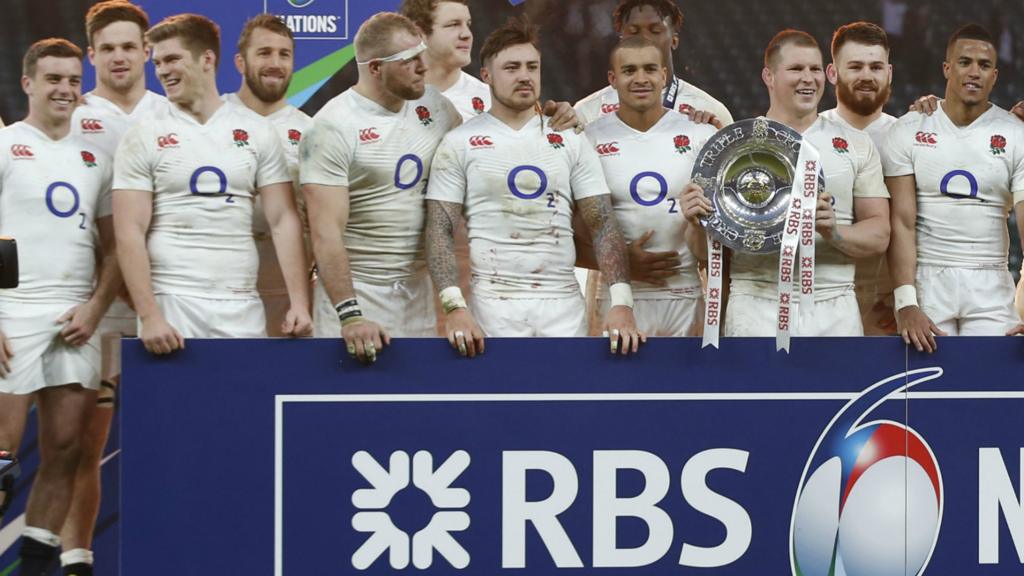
[
  {"xmin": 939, "ymin": 170, "xmax": 978, "ymax": 199},
  {"xmin": 630, "ymin": 172, "xmax": 678, "ymax": 214},
  {"xmin": 46, "ymin": 182, "xmax": 87, "ymax": 230},
  {"xmin": 507, "ymin": 165, "xmax": 557, "ymax": 209},
  {"xmin": 190, "ymin": 166, "xmax": 235, "ymax": 204},
  {"xmin": 791, "ymin": 369, "xmax": 944, "ymax": 576},
  {"xmin": 394, "ymin": 154, "xmax": 424, "ymax": 191}
]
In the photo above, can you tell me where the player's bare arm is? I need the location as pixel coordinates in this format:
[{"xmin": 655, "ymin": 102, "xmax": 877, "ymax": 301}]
[
  {"xmin": 261, "ymin": 181, "xmax": 313, "ymax": 337},
  {"xmin": 821, "ymin": 197, "xmax": 890, "ymax": 259},
  {"xmin": 113, "ymin": 189, "xmax": 185, "ymax": 355},
  {"xmin": 426, "ymin": 199, "xmax": 484, "ymax": 357},
  {"xmin": 577, "ymin": 194, "xmax": 645, "ymax": 354},
  {"xmin": 59, "ymin": 215, "xmax": 122, "ymax": 346},
  {"xmin": 573, "ymin": 212, "xmax": 680, "ymax": 287},
  {"xmin": 886, "ymin": 175, "xmax": 946, "ymax": 352},
  {"xmin": 681, "ymin": 182, "xmax": 712, "ymax": 260},
  {"xmin": 0, "ymin": 326, "xmax": 12, "ymax": 378},
  {"xmin": 1008, "ymin": 201, "xmax": 1024, "ymax": 336},
  {"xmin": 303, "ymin": 182, "xmax": 389, "ymax": 363}
]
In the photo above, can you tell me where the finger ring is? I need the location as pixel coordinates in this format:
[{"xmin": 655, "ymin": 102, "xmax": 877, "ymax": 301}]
[
  {"xmin": 454, "ymin": 330, "xmax": 465, "ymax": 340},
  {"xmin": 612, "ymin": 329, "xmax": 620, "ymax": 336},
  {"xmin": 346, "ymin": 343, "xmax": 356, "ymax": 356},
  {"xmin": 366, "ymin": 342, "xmax": 376, "ymax": 351}
]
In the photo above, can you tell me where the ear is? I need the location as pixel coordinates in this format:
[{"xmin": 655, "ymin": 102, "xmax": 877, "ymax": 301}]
[
  {"xmin": 825, "ymin": 62, "xmax": 837, "ymax": 85},
  {"xmin": 942, "ymin": 61, "xmax": 950, "ymax": 80},
  {"xmin": 234, "ymin": 53, "xmax": 245, "ymax": 75},
  {"xmin": 21, "ymin": 75, "xmax": 31, "ymax": 96},
  {"xmin": 87, "ymin": 46, "xmax": 97, "ymax": 66},
  {"xmin": 204, "ymin": 49, "xmax": 216, "ymax": 72},
  {"xmin": 761, "ymin": 66, "xmax": 773, "ymax": 89},
  {"xmin": 886, "ymin": 63, "xmax": 893, "ymax": 86},
  {"xmin": 607, "ymin": 69, "xmax": 615, "ymax": 87},
  {"xmin": 142, "ymin": 42, "xmax": 152, "ymax": 63},
  {"xmin": 480, "ymin": 65, "xmax": 491, "ymax": 85},
  {"xmin": 670, "ymin": 32, "xmax": 679, "ymax": 51}
]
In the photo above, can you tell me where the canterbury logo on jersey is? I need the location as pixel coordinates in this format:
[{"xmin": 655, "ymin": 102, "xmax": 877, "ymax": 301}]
[
  {"xmin": 80, "ymin": 118, "xmax": 104, "ymax": 132},
  {"xmin": 595, "ymin": 142, "xmax": 620, "ymax": 156},
  {"xmin": 157, "ymin": 133, "xmax": 179, "ymax": 149},
  {"xmin": 359, "ymin": 128, "xmax": 380, "ymax": 142},
  {"xmin": 468, "ymin": 135, "xmax": 493, "ymax": 148},
  {"xmin": 601, "ymin": 103, "xmax": 620, "ymax": 114},
  {"xmin": 915, "ymin": 131, "xmax": 938, "ymax": 145},
  {"xmin": 10, "ymin": 144, "xmax": 34, "ymax": 158}
]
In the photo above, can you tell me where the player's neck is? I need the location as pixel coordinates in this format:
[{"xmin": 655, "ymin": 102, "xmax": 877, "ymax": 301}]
[
  {"xmin": 354, "ymin": 79, "xmax": 405, "ymax": 113},
  {"xmin": 174, "ymin": 86, "xmax": 225, "ymax": 124},
  {"xmin": 489, "ymin": 100, "xmax": 538, "ymax": 130},
  {"xmin": 423, "ymin": 57, "xmax": 461, "ymax": 92},
  {"xmin": 835, "ymin": 103, "xmax": 882, "ymax": 131},
  {"xmin": 766, "ymin": 105, "xmax": 818, "ymax": 134},
  {"xmin": 24, "ymin": 112, "xmax": 70, "ymax": 141},
  {"xmin": 92, "ymin": 80, "xmax": 147, "ymax": 114},
  {"xmin": 616, "ymin": 104, "xmax": 667, "ymax": 132},
  {"xmin": 236, "ymin": 84, "xmax": 287, "ymax": 116},
  {"xmin": 940, "ymin": 95, "xmax": 991, "ymax": 127}
]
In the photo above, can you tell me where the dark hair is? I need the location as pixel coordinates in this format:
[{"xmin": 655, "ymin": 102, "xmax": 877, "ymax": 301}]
[
  {"xmin": 146, "ymin": 13, "xmax": 221, "ymax": 68},
  {"xmin": 946, "ymin": 23, "xmax": 996, "ymax": 59},
  {"xmin": 612, "ymin": 0, "xmax": 683, "ymax": 33},
  {"xmin": 238, "ymin": 14, "xmax": 294, "ymax": 54},
  {"xmin": 831, "ymin": 21, "xmax": 889, "ymax": 59},
  {"xmin": 609, "ymin": 35, "xmax": 661, "ymax": 69},
  {"xmin": 479, "ymin": 15, "xmax": 539, "ymax": 66},
  {"xmin": 399, "ymin": 0, "xmax": 468, "ymax": 36},
  {"xmin": 764, "ymin": 29, "xmax": 819, "ymax": 68},
  {"xmin": 86, "ymin": 1, "xmax": 149, "ymax": 47},
  {"xmin": 23, "ymin": 38, "xmax": 82, "ymax": 77}
]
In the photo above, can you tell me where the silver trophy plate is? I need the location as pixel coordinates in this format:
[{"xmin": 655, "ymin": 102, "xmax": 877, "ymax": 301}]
[{"xmin": 691, "ymin": 118, "xmax": 824, "ymax": 254}]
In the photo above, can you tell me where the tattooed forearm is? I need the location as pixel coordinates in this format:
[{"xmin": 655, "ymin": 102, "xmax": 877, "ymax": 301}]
[
  {"xmin": 578, "ymin": 195, "xmax": 630, "ymax": 285},
  {"xmin": 426, "ymin": 200, "xmax": 461, "ymax": 291}
]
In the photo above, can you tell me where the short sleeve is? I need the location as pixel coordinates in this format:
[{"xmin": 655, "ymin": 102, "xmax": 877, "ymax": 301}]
[
  {"xmin": 569, "ymin": 134, "xmax": 611, "ymax": 201},
  {"xmin": 852, "ymin": 135, "xmax": 889, "ymax": 199},
  {"xmin": 299, "ymin": 118, "xmax": 352, "ymax": 188},
  {"xmin": 882, "ymin": 117, "xmax": 915, "ymax": 178},
  {"xmin": 255, "ymin": 124, "xmax": 291, "ymax": 189},
  {"xmin": 425, "ymin": 136, "xmax": 467, "ymax": 204},
  {"xmin": 1012, "ymin": 126, "xmax": 1024, "ymax": 205},
  {"xmin": 96, "ymin": 159, "xmax": 114, "ymax": 217},
  {"xmin": 112, "ymin": 126, "xmax": 155, "ymax": 192}
]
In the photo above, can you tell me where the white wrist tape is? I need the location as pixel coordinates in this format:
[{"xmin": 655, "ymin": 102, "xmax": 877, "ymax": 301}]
[
  {"xmin": 609, "ymin": 282, "xmax": 634, "ymax": 309},
  {"xmin": 893, "ymin": 284, "xmax": 919, "ymax": 312},
  {"xmin": 439, "ymin": 286, "xmax": 467, "ymax": 314}
]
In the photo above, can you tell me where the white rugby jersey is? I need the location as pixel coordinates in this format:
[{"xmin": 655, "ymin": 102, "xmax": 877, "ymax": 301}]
[
  {"xmin": 820, "ymin": 108, "xmax": 898, "ymax": 164},
  {"xmin": 300, "ymin": 86, "xmax": 460, "ymax": 284},
  {"xmin": 0, "ymin": 122, "xmax": 112, "ymax": 303},
  {"xmin": 575, "ymin": 76, "xmax": 734, "ymax": 127},
  {"xmin": 225, "ymin": 93, "xmax": 313, "ymax": 297},
  {"xmin": 428, "ymin": 112, "xmax": 611, "ymax": 298},
  {"xmin": 114, "ymin": 100, "xmax": 291, "ymax": 299},
  {"xmin": 72, "ymin": 90, "xmax": 169, "ymax": 157},
  {"xmin": 584, "ymin": 110, "xmax": 715, "ymax": 297},
  {"xmin": 884, "ymin": 104, "xmax": 1024, "ymax": 268},
  {"xmin": 442, "ymin": 71, "xmax": 491, "ymax": 121},
  {"xmin": 731, "ymin": 114, "xmax": 888, "ymax": 299}
]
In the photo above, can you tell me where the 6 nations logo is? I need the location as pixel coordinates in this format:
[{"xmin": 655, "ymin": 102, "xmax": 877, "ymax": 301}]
[{"xmin": 264, "ymin": 0, "xmax": 348, "ymax": 38}]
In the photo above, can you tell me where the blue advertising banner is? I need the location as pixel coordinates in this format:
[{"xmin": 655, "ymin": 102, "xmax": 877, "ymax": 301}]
[{"xmin": 120, "ymin": 338, "xmax": 1024, "ymax": 575}]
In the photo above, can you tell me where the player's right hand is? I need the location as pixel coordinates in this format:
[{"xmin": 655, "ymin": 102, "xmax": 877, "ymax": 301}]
[
  {"xmin": 909, "ymin": 94, "xmax": 940, "ymax": 115},
  {"xmin": 680, "ymin": 183, "xmax": 712, "ymax": 225},
  {"xmin": 341, "ymin": 319, "xmax": 390, "ymax": 364},
  {"xmin": 683, "ymin": 108, "xmax": 723, "ymax": 129},
  {"xmin": 0, "ymin": 329, "xmax": 13, "ymax": 378},
  {"xmin": 896, "ymin": 306, "xmax": 946, "ymax": 353},
  {"xmin": 140, "ymin": 314, "xmax": 185, "ymax": 355},
  {"xmin": 445, "ymin": 309, "xmax": 485, "ymax": 358},
  {"xmin": 627, "ymin": 230, "xmax": 680, "ymax": 287}
]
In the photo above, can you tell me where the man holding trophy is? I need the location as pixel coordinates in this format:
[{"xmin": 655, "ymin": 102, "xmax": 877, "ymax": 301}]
[{"xmin": 684, "ymin": 30, "xmax": 890, "ymax": 345}]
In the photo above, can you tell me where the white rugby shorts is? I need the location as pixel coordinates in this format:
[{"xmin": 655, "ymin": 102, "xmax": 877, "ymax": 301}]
[{"xmin": 0, "ymin": 301, "xmax": 100, "ymax": 395}]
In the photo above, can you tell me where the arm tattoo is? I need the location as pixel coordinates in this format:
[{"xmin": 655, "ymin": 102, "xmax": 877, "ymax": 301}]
[
  {"xmin": 426, "ymin": 200, "xmax": 461, "ymax": 291},
  {"xmin": 578, "ymin": 195, "xmax": 630, "ymax": 284}
]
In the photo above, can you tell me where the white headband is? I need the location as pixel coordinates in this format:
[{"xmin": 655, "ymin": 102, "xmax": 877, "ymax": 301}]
[{"xmin": 356, "ymin": 41, "xmax": 427, "ymax": 66}]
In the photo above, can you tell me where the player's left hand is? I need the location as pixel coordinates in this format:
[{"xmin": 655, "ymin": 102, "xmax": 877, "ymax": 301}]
[
  {"xmin": 909, "ymin": 94, "xmax": 940, "ymax": 115},
  {"xmin": 603, "ymin": 305, "xmax": 646, "ymax": 355},
  {"xmin": 1006, "ymin": 324, "xmax": 1024, "ymax": 336},
  {"xmin": 542, "ymin": 100, "xmax": 580, "ymax": 133},
  {"xmin": 57, "ymin": 301, "xmax": 103, "ymax": 347},
  {"xmin": 683, "ymin": 108, "xmax": 724, "ymax": 129},
  {"xmin": 1012, "ymin": 101, "xmax": 1024, "ymax": 122},
  {"xmin": 281, "ymin": 307, "xmax": 314, "ymax": 337},
  {"xmin": 815, "ymin": 192, "xmax": 836, "ymax": 238},
  {"xmin": 628, "ymin": 230, "xmax": 680, "ymax": 287}
]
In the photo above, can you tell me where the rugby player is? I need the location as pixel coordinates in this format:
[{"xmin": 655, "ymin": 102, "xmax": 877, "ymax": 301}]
[
  {"xmin": 226, "ymin": 14, "xmax": 314, "ymax": 338},
  {"xmin": 114, "ymin": 14, "xmax": 309, "ymax": 355},
  {"xmin": 583, "ymin": 36, "xmax": 715, "ymax": 335},
  {"xmin": 426, "ymin": 16, "xmax": 642, "ymax": 355},
  {"xmin": 885, "ymin": 24, "xmax": 1024, "ymax": 351},
  {"xmin": 0, "ymin": 39, "xmax": 117, "ymax": 576},
  {"xmin": 300, "ymin": 12, "xmax": 461, "ymax": 363}
]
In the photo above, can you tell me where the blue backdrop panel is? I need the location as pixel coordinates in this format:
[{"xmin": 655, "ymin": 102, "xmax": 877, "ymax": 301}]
[{"xmin": 121, "ymin": 338, "xmax": 1024, "ymax": 575}]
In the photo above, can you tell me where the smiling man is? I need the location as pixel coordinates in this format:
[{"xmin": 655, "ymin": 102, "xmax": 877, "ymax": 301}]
[
  {"xmin": 113, "ymin": 14, "xmax": 310, "ymax": 357},
  {"xmin": 226, "ymin": 14, "xmax": 314, "ymax": 338},
  {"xmin": 686, "ymin": 29, "xmax": 890, "ymax": 338},
  {"xmin": 884, "ymin": 24, "xmax": 1024, "ymax": 351}
]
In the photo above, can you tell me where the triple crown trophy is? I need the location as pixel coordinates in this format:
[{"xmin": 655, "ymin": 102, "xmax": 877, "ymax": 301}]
[{"xmin": 691, "ymin": 118, "xmax": 825, "ymax": 352}]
